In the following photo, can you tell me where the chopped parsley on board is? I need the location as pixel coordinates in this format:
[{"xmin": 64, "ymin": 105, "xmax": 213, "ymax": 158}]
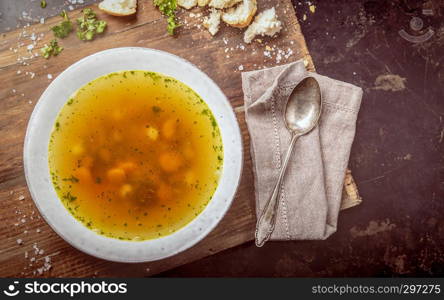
[
  {"xmin": 51, "ymin": 10, "xmax": 73, "ymax": 39},
  {"xmin": 41, "ymin": 39, "xmax": 63, "ymax": 59},
  {"xmin": 153, "ymin": 0, "xmax": 180, "ymax": 35},
  {"xmin": 77, "ymin": 8, "xmax": 107, "ymax": 41}
]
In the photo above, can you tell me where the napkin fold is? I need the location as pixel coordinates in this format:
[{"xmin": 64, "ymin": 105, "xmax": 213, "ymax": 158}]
[{"xmin": 242, "ymin": 60, "xmax": 363, "ymax": 240}]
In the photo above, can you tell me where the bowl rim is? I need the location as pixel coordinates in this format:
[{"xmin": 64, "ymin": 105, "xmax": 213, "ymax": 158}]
[{"xmin": 23, "ymin": 47, "xmax": 243, "ymax": 263}]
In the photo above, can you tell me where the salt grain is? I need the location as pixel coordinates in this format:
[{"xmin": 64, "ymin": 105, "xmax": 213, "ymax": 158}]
[
  {"xmin": 47, "ymin": 74, "xmax": 52, "ymax": 79},
  {"xmin": 16, "ymin": 238, "xmax": 23, "ymax": 245}
]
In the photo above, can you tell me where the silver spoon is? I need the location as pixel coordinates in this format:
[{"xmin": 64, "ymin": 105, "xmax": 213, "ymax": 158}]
[{"xmin": 255, "ymin": 77, "xmax": 322, "ymax": 247}]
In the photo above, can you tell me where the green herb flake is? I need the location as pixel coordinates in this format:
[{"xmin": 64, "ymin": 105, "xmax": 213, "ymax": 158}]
[
  {"xmin": 40, "ymin": 39, "xmax": 63, "ymax": 59},
  {"xmin": 62, "ymin": 175, "xmax": 79, "ymax": 183},
  {"xmin": 51, "ymin": 10, "xmax": 73, "ymax": 39},
  {"xmin": 76, "ymin": 8, "xmax": 107, "ymax": 41},
  {"xmin": 40, "ymin": 0, "xmax": 47, "ymax": 8},
  {"xmin": 144, "ymin": 72, "xmax": 161, "ymax": 80},
  {"xmin": 63, "ymin": 191, "xmax": 77, "ymax": 202},
  {"xmin": 153, "ymin": 0, "xmax": 179, "ymax": 35}
]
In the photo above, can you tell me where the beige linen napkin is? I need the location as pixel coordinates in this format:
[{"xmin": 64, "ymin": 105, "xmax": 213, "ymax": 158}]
[{"xmin": 242, "ymin": 60, "xmax": 363, "ymax": 240}]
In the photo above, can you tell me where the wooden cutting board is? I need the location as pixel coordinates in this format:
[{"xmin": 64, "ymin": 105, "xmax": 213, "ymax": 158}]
[{"xmin": 0, "ymin": 0, "xmax": 359, "ymax": 277}]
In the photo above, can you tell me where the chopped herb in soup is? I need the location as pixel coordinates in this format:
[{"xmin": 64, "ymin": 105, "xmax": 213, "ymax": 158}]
[{"xmin": 48, "ymin": 70, "xmax": 223, "ymax": 241}]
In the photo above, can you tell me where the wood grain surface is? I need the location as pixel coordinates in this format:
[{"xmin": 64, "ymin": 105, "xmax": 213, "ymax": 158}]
[{"xmin": 0, "ymin": 0, "xmax": 357, "ymax": 277}]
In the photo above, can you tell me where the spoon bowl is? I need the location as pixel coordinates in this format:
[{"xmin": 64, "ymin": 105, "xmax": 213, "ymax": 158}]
[{"xmin": 285, "ymin": 77, "xmax": 322, "ymax": 134}]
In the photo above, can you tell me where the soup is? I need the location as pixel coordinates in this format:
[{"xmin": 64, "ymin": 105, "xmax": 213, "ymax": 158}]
[{"xmin": 48, "ymin": 70, "xmax": 223, "ymax": 241}]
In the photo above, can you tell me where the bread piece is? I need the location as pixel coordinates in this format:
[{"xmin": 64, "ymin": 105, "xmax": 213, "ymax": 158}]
[
  {"xmin": 209, "ymin": 0, "xmax": 242, "ymax": 9},
  {"xmin": 203, "ymin": 8, "xmax": 221, "ymax": 36},
  {"xmin": 177, "ymin": 0, "xmax": 198, "ymax": 9},
  {"xmin": 222, "ymin": 0, "xmax": 257, "ymax": 28},
  {"xmin": 98, "ymin": 0, "xmax": 137, "ymax": 16},
  {"xmin": 244, "ymin": 7, "xmax": 282, "ymax": 44},
  {"xmin": 198, "ymin": 0, "xmax": 210, "ymax": 6}
]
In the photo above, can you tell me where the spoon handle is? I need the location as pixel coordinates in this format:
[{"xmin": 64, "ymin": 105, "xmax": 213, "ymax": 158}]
[{"xmin": 255, "ymin": 133, "xmax": 299, "ymax": 247}]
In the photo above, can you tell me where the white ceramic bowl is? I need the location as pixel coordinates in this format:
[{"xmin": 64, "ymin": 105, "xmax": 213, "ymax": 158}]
[{"xmin": 24, "ymin": 47, "xmax": 243, "ymax": 262}]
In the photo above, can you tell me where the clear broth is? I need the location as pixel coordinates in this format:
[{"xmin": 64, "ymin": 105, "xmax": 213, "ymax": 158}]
[{"xmin": 48, "ymin": 71, "xmax": 223, "ymax": 241}]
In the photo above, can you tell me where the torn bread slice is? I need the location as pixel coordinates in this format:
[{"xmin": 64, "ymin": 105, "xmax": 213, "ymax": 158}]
[
  {"xmin": 244, "ymin": 7, "xmax": 282, "ymax": 43},
  {"xmin": 177, "ymin": 0, "xmax": 198, "ymax": 9},
  {"xmin": 98, "ymin": 0, "xmax": 137, "ymax": 16},
  {"xmin": 209, "ymin": 0, "xmax": 242, "ymax": 9},
  {"xmin": 198, "ymin": 0, "xmax": 210, "ymax": 6},
  {"xmin": 222, "ymin": 0, "xmax": 257, "ymax": 28},
  {"xmin": 203, "ymin": 9, "xmax": 221, "ymax": 36}
]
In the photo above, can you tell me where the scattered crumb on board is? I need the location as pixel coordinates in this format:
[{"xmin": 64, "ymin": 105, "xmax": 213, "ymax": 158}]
[{"xmin": 373, "ymin": 74, "xmax": 407, "ymax": 92}]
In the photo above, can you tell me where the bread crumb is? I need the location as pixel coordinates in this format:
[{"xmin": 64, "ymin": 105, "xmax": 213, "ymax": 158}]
[
  {"xmin": 99, "ymin": 0, "xmax": 137, "ymax": 16},
  {"xmin": 203, "ymin": 9, "xmax": 221, "ymax": 36},
  {"xmin": 177, "ymin": 0, "xmax": 198, "ymax": 10},
  {"xmin": 309, "ymin": 5, "xmax": 316, "ymax": 13},
  {"xmin": 222, "ymin": 0, "xmax": 257, "ymax": 28},
  {"xmin": 244, "ymin": 7, "xmax": 282, "ymax": 44},
  {"xmin": 209, "ymin": 0, "xmax": 242, "ymax": 9},
  {"xmin": 198, "ymin": 0, "xmax": 210, "ymax": 6}
]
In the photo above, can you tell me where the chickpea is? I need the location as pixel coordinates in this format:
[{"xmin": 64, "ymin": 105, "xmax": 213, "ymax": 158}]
[
  {"xmin": 159, "ymin": 152, "xmax": 182, "ymax": 173},
  {"xmin": 107, "ymin": 168, "xmax": 126, "ymax": 183}
]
